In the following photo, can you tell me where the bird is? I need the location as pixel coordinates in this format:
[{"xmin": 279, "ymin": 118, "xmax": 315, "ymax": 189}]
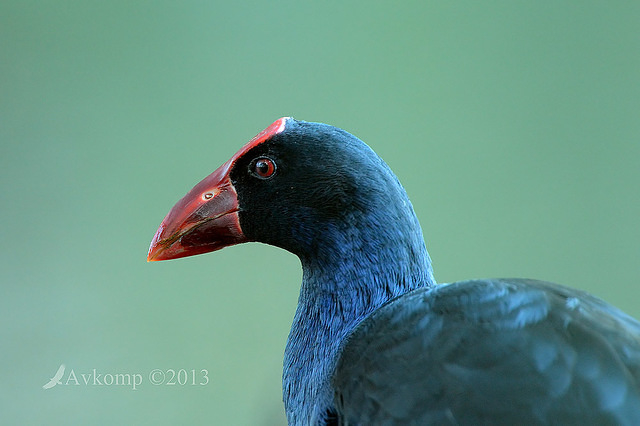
[
  {"xmin": 147, "ymin": 117, "xmax": 640, "ymax": 425},
  {"xmin": 42, "ymin": 364, "xmax": 65, "ymax": 389}
]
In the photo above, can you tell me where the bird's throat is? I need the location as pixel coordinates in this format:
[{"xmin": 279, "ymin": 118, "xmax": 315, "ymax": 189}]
[{"xmin": 282, "ymin": 217, "xmax": 435, "ymax": 423}]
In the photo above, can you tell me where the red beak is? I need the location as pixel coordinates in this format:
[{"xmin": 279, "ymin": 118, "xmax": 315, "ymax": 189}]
[
  {"xmin": 147, "ymin": 117, "xmax": 290, "ymax": 262},
  {"xmin": 147, "ymin": 158, "xmax": 246, "ymax": 261}
]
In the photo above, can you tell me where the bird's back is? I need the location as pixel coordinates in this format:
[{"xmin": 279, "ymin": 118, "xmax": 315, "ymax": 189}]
[{"xmin": 333, "ymin": 279, "xmax": 640, "ymax": 425}]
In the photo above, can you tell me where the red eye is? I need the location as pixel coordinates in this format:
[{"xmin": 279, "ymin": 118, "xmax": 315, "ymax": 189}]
[{"xmin": 252, "ymin": 157, "xmax": 277, "ymax": 179}]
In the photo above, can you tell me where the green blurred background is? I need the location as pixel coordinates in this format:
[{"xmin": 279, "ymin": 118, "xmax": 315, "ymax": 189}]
[{"xmin": 1, "ymin": 1, "xmax": 638, "ymax": 424}]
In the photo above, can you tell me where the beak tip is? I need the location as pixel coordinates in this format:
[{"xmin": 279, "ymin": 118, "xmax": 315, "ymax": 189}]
[
  {"xmin": 147, "ymin": 223, "xmax": 166, "ymax": 262},
  {"xmin": 147, "ymin": 242, "xmax": 164, "ymax": 262}
]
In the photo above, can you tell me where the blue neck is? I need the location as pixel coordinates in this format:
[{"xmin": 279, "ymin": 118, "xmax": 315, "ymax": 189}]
[{"xmin": 282, "ymin": 208, "xmax": 435, "ymax": 424}]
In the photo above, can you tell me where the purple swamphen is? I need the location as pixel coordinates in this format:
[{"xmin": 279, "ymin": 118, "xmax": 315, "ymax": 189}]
[{"xmin": 148, "ymin": 118, "xmax": 640, "ymax": 425}]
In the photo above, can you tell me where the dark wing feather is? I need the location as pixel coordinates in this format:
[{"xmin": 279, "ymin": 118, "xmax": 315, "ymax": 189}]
[{"xmin": 333, "ymin": 279, "xmax": 640, "ymax": 425}]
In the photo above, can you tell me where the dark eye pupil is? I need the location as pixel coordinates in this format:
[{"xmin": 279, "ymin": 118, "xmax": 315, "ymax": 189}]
[{"xmin": 256, "ymin": 160, "xmax": 270, "ymax": 175}]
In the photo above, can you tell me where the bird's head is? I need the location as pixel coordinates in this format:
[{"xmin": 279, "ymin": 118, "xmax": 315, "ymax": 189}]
[{"xmin": 148, "ymin": 117, "xmax": 426, "ymax": 269}]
